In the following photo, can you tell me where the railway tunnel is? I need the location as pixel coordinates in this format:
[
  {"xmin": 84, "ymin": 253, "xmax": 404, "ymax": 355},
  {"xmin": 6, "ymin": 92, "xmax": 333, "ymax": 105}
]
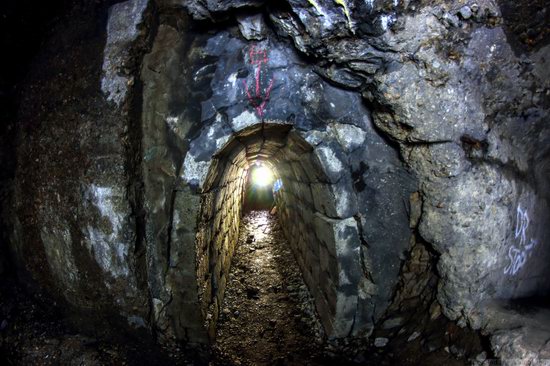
[{"xmin": 192, "ymin": 122, "xmax": 371, "ymax": 342}]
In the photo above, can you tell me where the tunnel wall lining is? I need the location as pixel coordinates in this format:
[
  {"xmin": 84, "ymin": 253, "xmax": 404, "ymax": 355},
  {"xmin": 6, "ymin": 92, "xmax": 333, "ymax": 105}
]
[
  {"xmin": 195, "ymin": 149, "xmax": 248, "ymax": 338},
  {"xmin": 146, "ymin": 25, "xmax": 416, "ymax": 346},
  {"xmin": 271, "ymin": 134, "xmax": 368, "ymax": 337},
  {"xmin": 182, "ymin": 123, "xmax": 374, "ymax": 341}
]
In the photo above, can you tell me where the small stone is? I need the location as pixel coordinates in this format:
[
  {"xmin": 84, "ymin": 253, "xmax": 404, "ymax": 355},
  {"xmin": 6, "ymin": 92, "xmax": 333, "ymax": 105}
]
[
  {"xmin": 233, "ymin": 310, "xmax": 240, "ymax": 317},
  {"xmin": 353, "ymin": 353, "xmax": 366, "ymax": 363},
  {"xmin": 44, "ymin": 338, "xmax": 61, "ymax": 346},
  {"xmin": 458, "ymin": 6, "xmax": 472, "ymax": 19},
  {"xmin": 424, "ymin": 338, "xmax": 442, "ymax": 353},
  {"xmin": 449, "ymin": 345, "xmax": 465, "ymax": 357},
  {"xmin": 0, "ymin": 319, "xmax": 7, "ymax": 331},
  {"xmin": 442, "ymin": 13, "xmax": 460, "ymax": 27},
  {"xmin": 407, "ymin": 331, "xmax": 421, "ymax": 342},
  {"xmin": 475, "ymin": 351, "xmax": 487, "ymax": 362},
  {"xmin": 237, "ymin": 14, "xmax": 267, "ymax": 41},
  {"xmin": 374, "ymin": 337, "xmax": 389, "ymax": 347},
  {"xmin": 429, "ymin": 301, "xmax": 442, "ymax": 320},
  {"xmin": 381, "ymin": 317, "xmax": 404, "ymax": 329}
]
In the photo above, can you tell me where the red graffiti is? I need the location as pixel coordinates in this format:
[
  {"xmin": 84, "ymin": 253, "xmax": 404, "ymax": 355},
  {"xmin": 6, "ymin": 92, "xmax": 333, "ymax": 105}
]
[{"xmin": 243, "ymin": 45, "xmax": 274, "ymax": 118}]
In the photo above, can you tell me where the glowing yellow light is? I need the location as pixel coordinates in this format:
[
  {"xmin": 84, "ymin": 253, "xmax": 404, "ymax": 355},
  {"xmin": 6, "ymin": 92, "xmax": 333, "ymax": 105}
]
[{"xmin": 251, "ymin": 165, "xmax": 274, "ymax": 187}]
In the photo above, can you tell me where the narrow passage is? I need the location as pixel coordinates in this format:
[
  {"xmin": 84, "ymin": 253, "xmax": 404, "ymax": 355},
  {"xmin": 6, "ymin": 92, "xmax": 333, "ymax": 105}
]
[{"xmin": 213, "ymin": 210, "xmax": 332, "ymax": 366}]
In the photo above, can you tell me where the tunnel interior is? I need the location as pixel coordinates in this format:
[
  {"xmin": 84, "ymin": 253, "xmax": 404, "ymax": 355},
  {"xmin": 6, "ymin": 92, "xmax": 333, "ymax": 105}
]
[{"xmin": 195, "ymin": 122, "xmax": 366, "ymax": 340}]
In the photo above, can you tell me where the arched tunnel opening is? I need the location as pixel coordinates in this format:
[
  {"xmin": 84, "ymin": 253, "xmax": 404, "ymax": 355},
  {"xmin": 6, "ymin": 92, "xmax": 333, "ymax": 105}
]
[{"xmin": 195, "ymin": 123, "xmax": 364, "ymax": 347}]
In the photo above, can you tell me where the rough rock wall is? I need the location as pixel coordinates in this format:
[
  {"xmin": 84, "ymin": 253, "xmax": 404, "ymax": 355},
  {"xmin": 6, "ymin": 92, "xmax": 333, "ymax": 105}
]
[
  {"xmin": 11, "ymin": 0, "xmax": 155, "ymax": 331},
  {"xmin": 0, "ymin": 0, "xmax": 77, "ymax": 279},
  {"xmin": 180, "ymin": 0, "xmax": 550, "ymax": 327},
  {"xmin": 139, "ymin": 21, "xmax": 204, "ymax": 344}
]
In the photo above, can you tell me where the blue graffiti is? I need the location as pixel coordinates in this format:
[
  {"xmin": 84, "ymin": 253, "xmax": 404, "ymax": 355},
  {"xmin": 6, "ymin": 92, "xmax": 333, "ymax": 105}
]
[{"xmin": 272, "ymin": 179, "xmax": 283, "ymax": 193}]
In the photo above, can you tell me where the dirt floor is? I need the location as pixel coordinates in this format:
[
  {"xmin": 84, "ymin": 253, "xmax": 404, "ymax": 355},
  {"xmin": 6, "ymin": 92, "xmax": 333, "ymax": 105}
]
[
  {"xmin": 212, "ymin": 210, "xmax": 337, "ymax": 366},
  {"xmin": 0, "ymin": 210, "xmax": 488, "ymax": 365}
]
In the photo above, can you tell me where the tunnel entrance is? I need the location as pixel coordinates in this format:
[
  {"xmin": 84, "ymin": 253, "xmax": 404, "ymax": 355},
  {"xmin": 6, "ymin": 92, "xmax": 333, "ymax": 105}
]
[{"xmin": 193, "ymin": 122, "xmax": 368, "ymax": 343}]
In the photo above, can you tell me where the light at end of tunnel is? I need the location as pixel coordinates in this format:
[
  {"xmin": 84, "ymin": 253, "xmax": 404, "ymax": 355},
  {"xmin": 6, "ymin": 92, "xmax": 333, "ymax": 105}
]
[{"xmin": 251, "ymin": 165, "xmax": 274, "ymax": 188}]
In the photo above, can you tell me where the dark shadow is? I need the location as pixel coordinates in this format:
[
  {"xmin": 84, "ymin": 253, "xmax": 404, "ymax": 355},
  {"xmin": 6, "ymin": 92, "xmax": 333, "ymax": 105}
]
[{"xmin": 503, "ymin": 295, "xmax": 550, "ymax": 314}]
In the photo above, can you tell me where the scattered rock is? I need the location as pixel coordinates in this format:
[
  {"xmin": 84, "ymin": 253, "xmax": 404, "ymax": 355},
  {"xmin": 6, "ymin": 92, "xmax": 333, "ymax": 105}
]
[
  {"xmin": 458, "ymin": 6, "xmax": 472, "ymax": 20},
  {"xmin": 475, "ymin": 351, "xmax": 487, "ymax": 362},
  {"xmin": 237, "ymin": 14, "xmax": 267, "ymax": 41},
  {"xmin": 429, "ymin": 302, "xmax": 442, "ymax": 320},
  {"xmin": 374, "ymin": 337, "xmax": 389, "ymax": 347},
  {"xmin": 449, "ymin": 345, "xmax": 465, "ymax": 358},
  {"xmin": 441, "ymin": 12, "xmax": 460, "ymax": 28},
  {"xmin": 407, "ymin": 331, "xmax": 421, "ymax": 342},
  {"xmin": 381, "ymin": 317, "xmax": 404, "ymax": 329}
]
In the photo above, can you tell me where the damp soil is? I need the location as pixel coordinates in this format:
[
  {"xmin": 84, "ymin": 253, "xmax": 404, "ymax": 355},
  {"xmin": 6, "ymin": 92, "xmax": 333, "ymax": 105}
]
[{"xmin": 212, "ymin": 210, "xmax": 336, "ymax": 366}]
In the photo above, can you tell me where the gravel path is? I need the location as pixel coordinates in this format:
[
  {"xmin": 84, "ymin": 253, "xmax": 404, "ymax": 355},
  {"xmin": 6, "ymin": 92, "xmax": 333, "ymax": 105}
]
[{"xmin": 213, "ymin": 210, "xmax": 336, "ymax": 366}]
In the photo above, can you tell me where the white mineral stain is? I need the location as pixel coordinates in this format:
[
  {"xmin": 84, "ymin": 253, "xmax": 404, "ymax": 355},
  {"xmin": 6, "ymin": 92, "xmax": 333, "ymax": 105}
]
[
  {"xmin": 182, "ymin": 153, "xmax": 211, "ymax": 187},
  {"xmin": 228, "ymin": 72, "xmax": 238, "ymax": 88},
  {"xmin": 364, "ymin": 0, "xmax": 374, "ymax": 10},
  {"xmin": 315, "ymin": 144, "xmax": 344, "ymax": 176},
  {"xmin": 231, "ymin": 110, "xmax": 260, "ymax": 132},
  {"xmin": 380, "ymin": 14, "xmax": 396, "ymax": 31},
  {"xmin": 84, "ymin": 185, "xmax": 130, "ymax": 278}
]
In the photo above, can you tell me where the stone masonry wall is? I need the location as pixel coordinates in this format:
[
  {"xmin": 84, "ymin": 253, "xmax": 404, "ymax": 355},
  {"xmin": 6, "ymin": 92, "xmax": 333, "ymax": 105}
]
[
  {"xmin": 195, "ymin": 148, "xmax": 248, "ymax": 339},
  {"xmin": 274, "ymin": 134, "xmax": 366, "ymax": 338}
]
